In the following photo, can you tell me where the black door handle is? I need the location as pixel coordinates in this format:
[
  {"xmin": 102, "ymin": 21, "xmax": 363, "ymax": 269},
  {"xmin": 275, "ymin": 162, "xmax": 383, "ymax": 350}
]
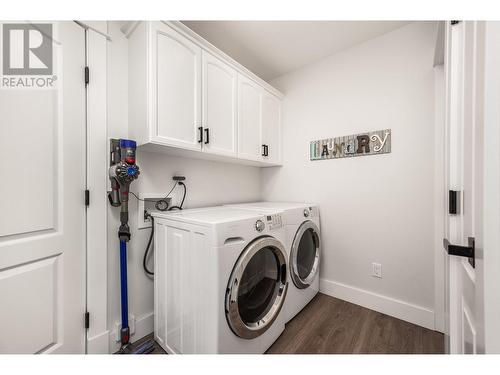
[
  {"xmin": 204, "ymin": 128, "xmax": 210, "ymax": 144},
  {"xmin": 198, "ymin": 126, "xmax": 203, "ymax": 143},
  {"xmin": 443, "ymin": 237, "xmax": 475, "ymax": 268},
  {"xmin": 262, "ymin": 144, "xmax": 266, "ymax": 157}
]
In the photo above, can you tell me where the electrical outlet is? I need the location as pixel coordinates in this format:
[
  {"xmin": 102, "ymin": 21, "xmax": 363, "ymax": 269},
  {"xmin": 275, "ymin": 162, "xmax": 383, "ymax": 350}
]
[
  {"xmin": 137, "ymin": 193, "xmax": 173, "ymax": 229},
  {"xmin": 372, "ymin": 263, "xmax": 382, "ymax": 278}
]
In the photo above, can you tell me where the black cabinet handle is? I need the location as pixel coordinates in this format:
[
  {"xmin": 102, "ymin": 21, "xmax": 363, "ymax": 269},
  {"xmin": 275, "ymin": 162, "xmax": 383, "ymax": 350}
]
[
  {"xmin": 262, "ymin": 145, "xmax": 269, "ymax": 157},
  {"xmin": 443, "ymin": 237, "xmax": 475, "ymax": 268},
  {"xmin": 204, "ymin": 128, "xmax": 210, "ymax": 144},
  {"xmin": 198, "ymin": 126, "xmax": 203, "ymax": 143}
]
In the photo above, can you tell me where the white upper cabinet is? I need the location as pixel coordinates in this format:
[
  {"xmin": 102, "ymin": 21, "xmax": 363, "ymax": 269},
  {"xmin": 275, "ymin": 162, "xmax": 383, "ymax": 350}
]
[
  {"xmin": 238, "ymin": 75, "xmax": 262, "ymax": 161},
  {"xmin": 153, "ymin": 22, "xmax": 202, "ymax": 150},
  {"xmin": 127, "ymin": 21, "xmax": 283, "ymax": 167},
  {"xmin": 261, "ymin": 91, "xmax": 282, "ymax": 164},
  {"xmin": 202, "ymin": 51, "xmax": 238, "ymax": 157}
]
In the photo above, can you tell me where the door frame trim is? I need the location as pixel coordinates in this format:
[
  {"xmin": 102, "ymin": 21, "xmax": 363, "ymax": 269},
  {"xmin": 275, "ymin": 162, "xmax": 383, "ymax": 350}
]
[
  {"xmin": 481, "ymin": 21, "xmax": 500, "ymax": 354},
  {"xmin": 84, "ymin": 25, "xmax": 109, "ymax": 354}
]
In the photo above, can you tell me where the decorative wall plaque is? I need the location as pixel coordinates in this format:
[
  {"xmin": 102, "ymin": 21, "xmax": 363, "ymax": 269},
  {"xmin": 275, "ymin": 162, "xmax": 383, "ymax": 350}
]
[{"xmin": 310, "ymin": 129, "xmax": 391, "ymax": 161}]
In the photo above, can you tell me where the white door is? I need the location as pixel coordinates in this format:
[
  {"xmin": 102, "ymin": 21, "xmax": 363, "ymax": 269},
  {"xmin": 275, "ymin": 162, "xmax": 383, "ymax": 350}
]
[
  {"xmin": 0, "ymin": 21, "xmax": 86, "ymax": 353},
  {"xmin": 261, "ymin": 91, "xmax": 282, "ymax": 164},
  {"xmin": 444, "ymin": 20, "xmax": 485, "ymax": 354},
  {"xmin": 238, "ymin": 74, "xmax": 262, "ymax": 161},
  {"xmin": 202, "ymin": 51, "xmax": 237, "ymax": 157},
  {"xmin": 153, "ymin": 22, "xmax": 202, "ymax": 150}
]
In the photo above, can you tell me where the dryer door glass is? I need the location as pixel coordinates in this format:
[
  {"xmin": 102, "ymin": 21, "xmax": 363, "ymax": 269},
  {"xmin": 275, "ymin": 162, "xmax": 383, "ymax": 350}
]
[
  {"xmin": 290, "ymin": 221, "xmax": 321, "ymax": 289},
  {"xmin": 225, "ymin": 236, "xmax": 288, "ymax": 339},
  {"xmin": 297, "ymin": 229, "xmax": 317, "ymax": 279}
]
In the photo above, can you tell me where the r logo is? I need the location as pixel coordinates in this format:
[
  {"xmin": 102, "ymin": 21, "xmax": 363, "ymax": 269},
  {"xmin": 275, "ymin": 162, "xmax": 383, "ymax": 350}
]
[{"xmin": 2, "ymin": 23, "xmax": 53, "ymax": 75}]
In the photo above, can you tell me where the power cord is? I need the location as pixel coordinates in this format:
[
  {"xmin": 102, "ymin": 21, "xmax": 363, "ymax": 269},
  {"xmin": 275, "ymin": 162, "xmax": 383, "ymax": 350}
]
[
  {"xmin": 167, "ymin": 182, "xmax": 186, "ymax": 211},
  {"xmin": 141, "ymin": 180, "xmax": 187, "ymax": 276},
  {"xmin": 154, "ymin": 180, "xmax": 177, "ymax": 211},
  {"xmin": 143, "ymin": 212, "xmax": 155, "ymax": 276},
  {"xmin": 129, "ymin": 181, "xmax": 177, "ymax": 211}
]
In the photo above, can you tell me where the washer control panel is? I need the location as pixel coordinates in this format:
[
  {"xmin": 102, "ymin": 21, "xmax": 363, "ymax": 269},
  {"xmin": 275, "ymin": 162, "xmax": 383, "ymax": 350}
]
[
  {"xmin": 255, "ymin": 219, "xmax": 265, "ymax": 232},
  {"xmin": 265, "ymin": 213, "xmax": 283, "ymax": 230}
]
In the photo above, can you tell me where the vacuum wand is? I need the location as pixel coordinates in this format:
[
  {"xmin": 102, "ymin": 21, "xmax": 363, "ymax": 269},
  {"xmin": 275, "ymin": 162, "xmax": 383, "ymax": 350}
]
[{"xmin": 108, "ymin": 139, "xmax": 140, "ymax": 349}]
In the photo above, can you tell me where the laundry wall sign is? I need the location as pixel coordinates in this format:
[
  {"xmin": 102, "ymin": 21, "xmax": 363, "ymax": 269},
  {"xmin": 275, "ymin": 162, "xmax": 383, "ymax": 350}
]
[{"xmin": 310, "ymin": 129, "xmax": 391, "ymax": 161}]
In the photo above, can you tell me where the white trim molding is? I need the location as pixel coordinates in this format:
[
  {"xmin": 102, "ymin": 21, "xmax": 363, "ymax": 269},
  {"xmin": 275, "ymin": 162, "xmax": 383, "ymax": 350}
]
[
  {"xmin": 87, "ymin": 330, "xmax": 110, "ymax": 354},
  {"xmin": 85, "ymin": 26, "xmax": 109, "ymax": 354},
  {"xmin": 320, "ymin": 278, "xmax": 436, "ymax": 331}
]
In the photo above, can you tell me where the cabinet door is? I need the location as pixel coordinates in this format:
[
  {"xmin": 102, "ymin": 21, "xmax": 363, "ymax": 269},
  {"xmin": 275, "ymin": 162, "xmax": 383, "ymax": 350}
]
[
  {"xmin": 237, "ymin": 75, "xmax": 262, "ymax": 161},
  {"xmin": 153, "ymin": 22, "xmax": 202, "ymax": 150},
  {"xmin": 202, "ymin": 51, "xmax": 238, "ymax": 157},
  {"xmin": 261, "ymin": 92, "xmax": 282, "ymax": 164}
]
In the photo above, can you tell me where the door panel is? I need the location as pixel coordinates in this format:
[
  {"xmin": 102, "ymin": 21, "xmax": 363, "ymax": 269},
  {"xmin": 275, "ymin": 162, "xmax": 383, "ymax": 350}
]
[
  {"xmin": 202, "ymin": 51, "xmax": 237, "ymax": 157},
  {"xmin": 0, "ymin": 256, "xmax": 60, "ymax": 354},
  {"xmin": 160, "ymin": 223, "xmax": 209, "ymax": 354},
  {"xmin": 238, "ymin": 75, "xmax": 262, "ymax": 161},
  {"xmin": 261, "ymin": 92, "xmax": 282, "ymax": 164},
  {"xmin": 445, "ymin": 20, "xmax": 485, "ymax": 354},
  {"xmin": 154, "ymin": 22, "xmax": 202, "ymax": 150},
  {"xmin": 0, "ymin": 21, "xmax": 86, "ymax": 353},
  {"xmin": 0, "ymin": 91, "xmax": 56, "ymax": 237},
  {"xmin": 166, "ymin": 227, "xmax": 189, "ymax": 353}
]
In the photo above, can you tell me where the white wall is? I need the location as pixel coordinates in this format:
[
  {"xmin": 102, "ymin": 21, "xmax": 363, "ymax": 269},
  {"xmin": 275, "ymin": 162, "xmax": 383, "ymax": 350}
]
[
  {"xmin": 262, "ymin": 22, "xmax": 439, "ymax": 328},
  {"xmin": 106, "ymin": 22, "xmax": 261, "ymax": 351}
]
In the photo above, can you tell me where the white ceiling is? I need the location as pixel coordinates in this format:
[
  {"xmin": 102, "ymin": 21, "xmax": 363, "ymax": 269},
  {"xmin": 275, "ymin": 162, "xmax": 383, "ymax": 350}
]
[{"xmin": 182, "ymin": 21, "xmax": 410, "ymax": 81}]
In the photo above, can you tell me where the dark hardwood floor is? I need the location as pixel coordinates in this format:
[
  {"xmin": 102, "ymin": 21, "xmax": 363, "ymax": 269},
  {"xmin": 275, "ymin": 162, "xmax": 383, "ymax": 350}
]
[
  {"xmin": 117, "ymin": 334, "xmax": 166, "ymax": 354},
  {"xmin": 266, "ymin": 293, "xmax": 444, "ymax": 354},
  {"xmin": 121, "ymin": 293, "xmax": 444, "ymax": 354}
]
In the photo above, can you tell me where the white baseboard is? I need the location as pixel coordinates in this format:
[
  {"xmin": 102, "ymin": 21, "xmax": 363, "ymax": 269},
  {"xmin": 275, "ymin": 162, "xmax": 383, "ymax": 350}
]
[
  {"xmin": 108, "ymin": 311, "xmax": 154, "ymax": 354},
  {"xmin": 320, "ymin": 278, "xmax": 435, "ymax": 330},
  {"xmin": 87, "ymin": 330, "xmax": 109, "ymax": 354}
]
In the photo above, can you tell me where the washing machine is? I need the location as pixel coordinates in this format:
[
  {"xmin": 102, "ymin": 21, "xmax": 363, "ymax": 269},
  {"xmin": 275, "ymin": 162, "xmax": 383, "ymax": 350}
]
[
  {"xmin": 225, "ymin": 202, "xmax": 321, "ymax": 323},
  {"xmin": 152, "ymin": 206, "xmax": 288, "ymax": 354}
]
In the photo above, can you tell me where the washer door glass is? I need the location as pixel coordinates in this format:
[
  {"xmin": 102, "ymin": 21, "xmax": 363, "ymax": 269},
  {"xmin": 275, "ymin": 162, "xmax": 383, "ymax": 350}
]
[
  {"xmin": 290, "ymin": 221, "xmax": 321, "ymax": 289},
  {"xmin": 225, "ymin": 237, "xmax": 288, "ymax": 339},
  {"xmin": 238, "ymin": 247, "xmax": 280, "ymax": 324}
]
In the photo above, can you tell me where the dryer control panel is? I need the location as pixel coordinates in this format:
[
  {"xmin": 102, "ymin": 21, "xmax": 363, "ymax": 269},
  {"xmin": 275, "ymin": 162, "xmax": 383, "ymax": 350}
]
[
  {"xmin": 265, "ymin": 213, "xmax": 283, "ymax": 230},
  {"xmin": 304, "ymin": 206, "xmax": 319, "ymax": 218}
]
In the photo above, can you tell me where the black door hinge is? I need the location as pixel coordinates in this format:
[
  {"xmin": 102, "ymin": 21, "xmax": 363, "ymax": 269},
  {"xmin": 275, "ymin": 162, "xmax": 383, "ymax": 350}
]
[
  {"xmin": 451, "ymin": 20, "xmax": 461, "ymax": 26},
  {"xmin": 85, "ymin": 312, "xmax": 90, "ymax": 329},
  {"xmin": 85, "ymin": 189, "xmax": 90, "ymax": 206},
  {"xmin": 84, "ymin": 66, "xmax": 90, "ymax": 86}
]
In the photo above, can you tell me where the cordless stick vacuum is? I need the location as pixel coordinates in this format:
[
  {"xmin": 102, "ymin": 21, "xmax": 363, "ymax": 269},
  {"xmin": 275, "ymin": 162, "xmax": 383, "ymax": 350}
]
[{"xmin": 108, "ymin": 139, "xmax": 140, "ymax": 351}]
